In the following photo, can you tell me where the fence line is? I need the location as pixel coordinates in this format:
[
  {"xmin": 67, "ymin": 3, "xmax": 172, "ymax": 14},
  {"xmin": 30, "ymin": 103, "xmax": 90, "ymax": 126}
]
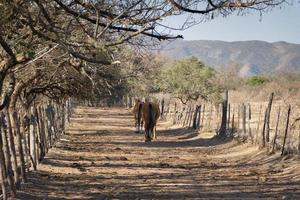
[
  {"xmin": 0, "ymin": 99, "xmax": 72, "ymax": 199},
  {"xmin": 158, "ymin": 93, "xmax": 300, "ymax": 157}
]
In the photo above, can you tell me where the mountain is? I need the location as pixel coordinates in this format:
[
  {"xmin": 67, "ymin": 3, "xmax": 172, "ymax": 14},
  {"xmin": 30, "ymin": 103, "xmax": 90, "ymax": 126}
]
[{"xmin": 157, "ymin": 40, "xmax": 300, "ymax": 77}]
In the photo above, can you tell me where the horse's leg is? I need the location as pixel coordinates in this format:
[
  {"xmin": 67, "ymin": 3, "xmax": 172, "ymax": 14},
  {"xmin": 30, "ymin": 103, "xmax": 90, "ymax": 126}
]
[
  {"xmin": 137, "ymin": 119, "xmax": 140, "ymax": 133},
  {"xmin": 141, "ymin": 120, "xmax": 144, "ymax": 132},
  {"xmin": 134, "ymin": 118, "xmax": 139, "ymax": 133},
  {"xmin": 134, "ymin": 114, "xmax": 141, "ymax": 133},
  {"xmin": 153, "ymin": 124, "xmax": 157, "ymax": 140},
  {"xmin": 144, "ymin": 124, "xmax": 150, "ymax": 142}
]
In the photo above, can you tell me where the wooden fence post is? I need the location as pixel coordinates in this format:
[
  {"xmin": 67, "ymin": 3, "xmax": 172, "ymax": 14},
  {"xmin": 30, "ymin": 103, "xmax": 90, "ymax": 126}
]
[
  {"xmin": 298, "ymin": 125, "xmax": 300, "ymax": 157},
  {"xmin": 242, "ymin": 103, "xmax": 246, "ymax": 138},
  {"xmin": 196, "ymin": 105, "xmax": 202, "ymax": 130},
  {"xmin": 272, "ymin": 106, "xmax": 281, "ymax": 152},
  {"xmin": 255, "ymin": 105, "xmax": 262, "ymax": 144},
  {"xmin": 281, "ymin": 105, "xmax": 291, "ymax": 156},
  {"xmin": 261, "ymin": 108, "xmax": 268, "ymax": 147},
  {"xmin": 227, "ymin": 103, "xmax": 231, "ymax": 128},
  {"xmin": 247, "ymin": 104, "xmax": 253, "ymax": 143},
  {"xmin": 183, "ymin": 106, "xmax": 191, "ymax": 127},
  {"xmin": 201, "ymin": 104, "xmax": 206, "ymax": 130},
  {"xmin": 161, "ymin": 98, "xmax": 165, "ymax": 118},
  {"xmin": 0, "ymin": 127, "xmax": 7, "ymax": 200},
  {"xmin": 12, "ymin": 111, "xmax": 26, "ymax": 183},
  {"xmin": 5, "ymin": 109, "xmax": 19, "ymax": 188},
  {"xmin": 192, "ymin": 105, "xmax": 200, "ymax": 129},
  {"xmin": 231, "ymin": 110, "xmax": 235, "ymax": 137},
  {"xmin": 1, "ymin": 112, "xmax": 17, "ymax": 197},
  {"xmin": 172, "ymin": 103, "xmax": 177, "ymax": 125},
  {"xmin": 265, "ymin": 93, "xmax": 274, "ymax": 143},
  {"xmin": 208, "ymin": 104, "xmax": 212, "ymax": 129},
  {"xmin": 29, "ymin": 107, "xmax": 37, "ymax": 171},
  {"xmin": 237, "ymin": 104, "xmax": 240, "ymax": 132},
  {"xmin": 188, "ymin": 106, "xmax": 194, "ymax": 128},
  {"xmin": 219, "ymin": 90, "xmax": 228, "ymax": 137}
]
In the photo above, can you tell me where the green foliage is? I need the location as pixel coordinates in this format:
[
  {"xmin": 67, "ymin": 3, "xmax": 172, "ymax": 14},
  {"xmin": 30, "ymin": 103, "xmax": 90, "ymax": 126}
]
[
  {"xmin": 246, "ymin": 76, "xmax": 269, "ymax": 86},
  {"xmin": 159, "ymin": 56, "xmax": 222, "ymax": 103}
]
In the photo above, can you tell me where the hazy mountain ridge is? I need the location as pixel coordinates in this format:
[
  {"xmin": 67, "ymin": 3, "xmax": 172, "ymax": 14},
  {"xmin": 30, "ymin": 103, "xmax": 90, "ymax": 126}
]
[{"xmin": 158, "ymin": 40, "xmax": 300, "ymax": 77}]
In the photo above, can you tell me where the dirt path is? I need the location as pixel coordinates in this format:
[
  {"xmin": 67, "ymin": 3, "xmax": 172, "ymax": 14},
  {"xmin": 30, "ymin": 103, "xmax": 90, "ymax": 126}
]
[{"xmin": 18, "ymin": 107, "xmax": 300, "ymax": 199}]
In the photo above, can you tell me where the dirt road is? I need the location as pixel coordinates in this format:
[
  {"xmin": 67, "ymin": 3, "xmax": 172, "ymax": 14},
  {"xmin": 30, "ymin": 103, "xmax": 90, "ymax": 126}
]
[{"xmin": 18, "ymin": 107, "xmax": 300, "ymax": 199}]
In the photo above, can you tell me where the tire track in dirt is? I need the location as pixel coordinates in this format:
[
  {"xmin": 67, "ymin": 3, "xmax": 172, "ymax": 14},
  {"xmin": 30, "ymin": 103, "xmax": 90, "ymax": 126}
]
[{"xmin": 18, "ymin": 107, "xmax": 300, "ymax": 199}]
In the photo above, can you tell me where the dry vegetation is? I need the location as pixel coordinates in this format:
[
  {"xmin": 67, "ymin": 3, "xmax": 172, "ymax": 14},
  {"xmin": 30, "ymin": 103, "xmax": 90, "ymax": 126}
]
[{"xmin": 1, "ymin": 0, "xmax": 299, "ymax": 199}]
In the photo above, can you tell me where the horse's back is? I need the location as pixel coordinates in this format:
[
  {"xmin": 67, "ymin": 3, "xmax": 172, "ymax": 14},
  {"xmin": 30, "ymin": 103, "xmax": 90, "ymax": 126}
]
[{"xmin": 142, "ymin": 102, "xmax": 160, "ymax": 122}]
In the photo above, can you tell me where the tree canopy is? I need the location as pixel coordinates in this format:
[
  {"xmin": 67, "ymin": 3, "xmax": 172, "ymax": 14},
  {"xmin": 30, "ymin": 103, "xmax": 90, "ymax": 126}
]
[
  {"xmin": 160, "ymin": 56, "xmax": 222, "ymax": 103},
  {"xmin": 0, "ymin": 0, "xmax": 291, "ymax": 109}
]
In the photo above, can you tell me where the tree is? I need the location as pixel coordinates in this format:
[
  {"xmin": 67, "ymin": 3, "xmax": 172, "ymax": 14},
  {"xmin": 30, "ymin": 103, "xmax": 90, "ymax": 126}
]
[
  {"xmin": 246, "ymin": 76, "xmax": 269, "ymax": 86},
  {"xmin": 160, "ymin": 56, "xmax": 222, "ymax": 104}
]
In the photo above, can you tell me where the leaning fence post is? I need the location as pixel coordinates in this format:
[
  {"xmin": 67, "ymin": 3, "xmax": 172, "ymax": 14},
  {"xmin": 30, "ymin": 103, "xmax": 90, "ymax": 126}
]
[
  {"xmin": 266, "ymin": 93, "xmax": 274, "ymax": 143},
  {"xmin": 272, "ymin": 106, "xmax": 281, "ymax": 152},
  {"xmin": 281, "ymin": 105, "xmax": 291, "ymax": 156}
]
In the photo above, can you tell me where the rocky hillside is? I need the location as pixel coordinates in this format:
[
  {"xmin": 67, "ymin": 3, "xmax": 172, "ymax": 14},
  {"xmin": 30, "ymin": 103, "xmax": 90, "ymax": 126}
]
[{"xmin": 157, "ymin": 40, "xmax": 300, "ymax": 77}]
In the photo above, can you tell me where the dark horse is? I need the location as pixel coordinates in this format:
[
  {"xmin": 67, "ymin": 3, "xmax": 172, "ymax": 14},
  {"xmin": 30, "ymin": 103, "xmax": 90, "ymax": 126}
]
[
  {"xmin": 142, "ymin": 101, "xmax": 160, "ymax": 142},
  {"xmin": 132, "ymin": 99, "xmax": 144, "ymax": 133}
]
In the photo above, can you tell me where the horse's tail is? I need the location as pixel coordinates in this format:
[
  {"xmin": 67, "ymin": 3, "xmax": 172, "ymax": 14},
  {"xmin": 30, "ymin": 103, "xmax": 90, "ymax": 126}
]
[
  {"xmin": 138, "ymin": 103, "xmax": 142, "ymax": 127},
  {"xmin": 148, "ymin": 103, "xmax": 153, "ymax": 130}
]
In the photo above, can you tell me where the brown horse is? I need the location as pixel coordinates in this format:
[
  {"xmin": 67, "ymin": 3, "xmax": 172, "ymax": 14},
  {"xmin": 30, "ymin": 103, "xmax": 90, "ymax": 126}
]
[
  {"xmin": 132, "ymin": 99, "xmax": 144, "ymax": 133},
  {"xmin": 142, "ymin": 101, "xmax": 160, "ymax": 142}
]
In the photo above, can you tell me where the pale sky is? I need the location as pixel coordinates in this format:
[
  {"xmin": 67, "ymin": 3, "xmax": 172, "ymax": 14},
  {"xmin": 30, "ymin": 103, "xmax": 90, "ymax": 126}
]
[{"xmin": 162, "ymin": 2, "xmax": 300, "ymax": 44}]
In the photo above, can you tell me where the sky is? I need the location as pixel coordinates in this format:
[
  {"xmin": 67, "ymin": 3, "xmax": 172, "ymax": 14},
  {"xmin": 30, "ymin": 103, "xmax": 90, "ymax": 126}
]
[{"xmin": 163, "ymin": 2, "xmax": 300, "ymax": 44}]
